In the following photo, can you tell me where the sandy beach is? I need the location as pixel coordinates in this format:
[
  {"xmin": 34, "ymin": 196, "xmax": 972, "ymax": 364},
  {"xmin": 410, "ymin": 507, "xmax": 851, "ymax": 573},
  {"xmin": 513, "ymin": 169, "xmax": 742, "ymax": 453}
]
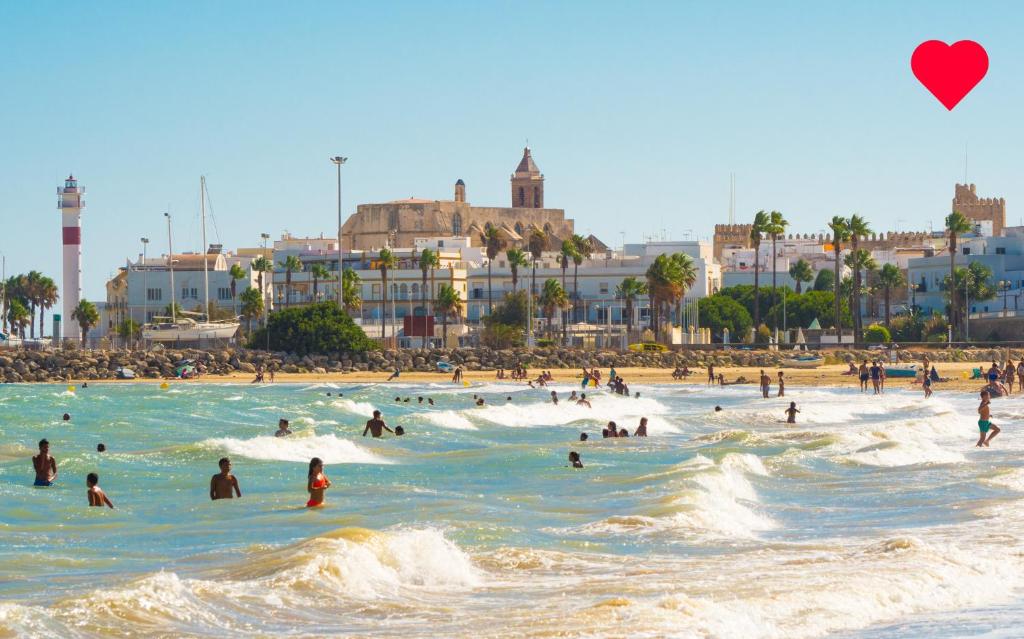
[{"xmin": 75, "ymin": 360, "xmax": 1006, "ymax": 394}]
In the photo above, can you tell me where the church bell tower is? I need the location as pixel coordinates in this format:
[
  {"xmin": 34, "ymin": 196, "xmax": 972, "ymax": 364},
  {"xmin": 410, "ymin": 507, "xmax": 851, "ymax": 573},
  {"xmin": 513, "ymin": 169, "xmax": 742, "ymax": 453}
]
[{"xmin": 510, "ymin": 147, "xmax": 544, "ymax": 208}]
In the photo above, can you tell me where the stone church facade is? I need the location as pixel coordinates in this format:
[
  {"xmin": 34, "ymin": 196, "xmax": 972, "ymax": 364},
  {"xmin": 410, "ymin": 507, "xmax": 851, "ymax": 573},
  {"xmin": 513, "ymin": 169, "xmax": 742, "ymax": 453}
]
[{"xmin": 342, "ymin": 148, "xmax": 575, "ymax": 251}]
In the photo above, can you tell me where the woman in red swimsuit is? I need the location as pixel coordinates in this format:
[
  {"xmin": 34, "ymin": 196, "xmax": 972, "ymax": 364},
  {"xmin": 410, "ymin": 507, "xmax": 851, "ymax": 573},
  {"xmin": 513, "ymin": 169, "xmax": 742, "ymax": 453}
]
[{"xmin": 306, "ymin": 457, "xmax": 331, "ymax": 507}]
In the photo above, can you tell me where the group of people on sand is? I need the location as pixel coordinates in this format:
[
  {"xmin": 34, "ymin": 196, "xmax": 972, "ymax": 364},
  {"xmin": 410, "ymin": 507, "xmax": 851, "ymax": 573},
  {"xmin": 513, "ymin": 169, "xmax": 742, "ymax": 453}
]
[
  {"xmin": 250, "ymin": 364, "xmax": 276, "ymax": 384},
  {"xmin": 496, "ymin": 365, "xmax": 531, "ymax": 381}
]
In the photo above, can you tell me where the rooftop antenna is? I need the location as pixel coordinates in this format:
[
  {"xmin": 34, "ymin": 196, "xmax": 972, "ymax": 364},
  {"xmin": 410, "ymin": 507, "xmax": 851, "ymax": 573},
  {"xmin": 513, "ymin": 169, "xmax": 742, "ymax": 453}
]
[{"xmin": 728, "ymin": 172, "xmax": 735, "ymax": 224}]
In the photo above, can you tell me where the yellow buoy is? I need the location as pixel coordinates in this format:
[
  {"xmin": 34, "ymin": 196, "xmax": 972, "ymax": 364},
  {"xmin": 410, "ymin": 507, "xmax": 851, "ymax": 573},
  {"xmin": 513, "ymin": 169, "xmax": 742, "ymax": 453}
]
[
  {"xmin": 67, "ymin": 385, "xmax": 75, "ymax": 393},
  {"xmin": 462, "ymin": 380, "xmax": 470, "ymax": 387},
  {"xmin": 160, "ymin": 382, "xmax": 169, "ymax": 390}
]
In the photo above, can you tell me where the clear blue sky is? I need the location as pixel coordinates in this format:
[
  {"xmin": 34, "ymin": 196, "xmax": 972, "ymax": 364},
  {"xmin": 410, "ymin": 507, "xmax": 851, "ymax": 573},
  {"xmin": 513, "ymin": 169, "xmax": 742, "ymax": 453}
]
[{"xmin": 1, "ymin": 1, "xmax": 1021, "ymax": 300}]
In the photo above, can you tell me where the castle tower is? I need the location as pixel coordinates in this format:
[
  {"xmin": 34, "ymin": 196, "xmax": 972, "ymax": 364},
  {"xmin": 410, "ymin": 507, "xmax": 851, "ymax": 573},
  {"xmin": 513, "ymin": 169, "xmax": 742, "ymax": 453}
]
[
  {"xmin": 454, "ymin": 178, "xmax": 466, "ymax": 203},
  {"xmin": 511, "ymin": 146, "xmax": 544, "ymax": 208},
  {"xmin": 58, "ymin": 174, "xmax": 84, "ymax": 341},
  {"xmin": 954, "ymin": 183, "xmax": 1006, "ymax": 237}
]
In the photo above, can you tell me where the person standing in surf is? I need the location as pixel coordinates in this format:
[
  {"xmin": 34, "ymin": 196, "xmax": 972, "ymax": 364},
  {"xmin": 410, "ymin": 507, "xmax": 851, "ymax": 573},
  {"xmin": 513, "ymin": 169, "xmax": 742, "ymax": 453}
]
[
  {"xmin": 785, "ymin": 402, "xmax": 800, "ymax": 424},
  {"xmin": 869, "ymin": 361, "xmax": 881, "ymax": 395},
  {"xmin": 306, "ymin": 457, "xmax": 331, "ymax": 507},
  {"xmin": 777, "ymin": 371, "xmax": 785, "ymax": 397},
  {"xmin": 977, "ymin": 390, "xmax": 1001, "ymax": 447},
  {"xmin": 363, "ymin": 410, "xmax": 394, "ymax": 437},
  {"xmin": 759, "ymin": 370, "xmax": 771, "ymax": 399},
  {"xmin": 86, "ymin": 473, "xmax": 114, "ymax": 508},
  {"xmin": 707, "ymin": 363, "xmax": 715, "ymax": 385},
  {"xmin": 858, "ymin": 360, "xmax": 869, "ymax": 393},
  {"xmin": 210, "ymin": 458, "xmax": 242, "ymax": 500},
  {"xmin": 634, "ymin": 417, "xmax": 649, "ymax": 437},
  {"xmin": 33, "ymin": 439, "xmax": 57, "ymax": 487}
]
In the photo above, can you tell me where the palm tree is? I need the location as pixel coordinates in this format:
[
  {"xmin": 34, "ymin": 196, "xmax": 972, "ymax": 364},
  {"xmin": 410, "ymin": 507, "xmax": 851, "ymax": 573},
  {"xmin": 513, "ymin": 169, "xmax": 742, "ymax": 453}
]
[
  {"xmin": 251, "ymin": 256, "xmax": 272, "ymax": 318},
  {"xmin": 845, "ymin": 248, "xmax": 877, "ymax": 340},
  {"xmin": 528, "ymin": 229, "xmax": 546, "ymax": 295},
  {"xmin": 847, "ymin": 214, "xmax": 873, "ymax": 341},
  {"xmin": 342, "ymin": 268, "xmax": 362, "ymax": 313},
  {"xmin": 37, "ymin": 276, "xmax": 58, "ymax": 339},
  {"xmin": 279, "ymin": 255, "xmax": 303, "ymax": 308},
  {"xmin": 418, "ymin": 248, "xmax": 439, "ymax": 347},
  {"xmin": 767, "ymin": 211, "xmax": 789, "ymax": 329},
  {"xmin": 789, "ymin": 259, "xmax": 814, "ymax": 294},
  {"xmin": 310, "ymin": 263, "xmax": 331, "ymax": 303},
  {"xmin": 827, "ymin": 216, "xmax": 850, "ymax": 343},
  {"xmin": 570, "ymin": 234, "xmax": 592, "ymax": 323},
  {"xmin": 71, "ymin": 299, "xmax": 99, "ymax": 346},
  {"xmin": 506, "ymin": 248, "xmax": 528, "ymax": 292},
  {"xmin": 7, "ymin": 298, "xmax": 29, "ymax": 338},
  {"xmin": 239, "ymin": 287, "xmax": 263, "ymax": 333},
  {"xmin": 539, "ymin": 278, "xmax": 569, "ymax": 338},
  {"xmin": 482, "ymin": 226, "xmax": 504, "ymax": 316},
  {"xmin": 228, "ymin": 263, "xmax": 247, "ymax": 316},
  {"xmin": 436, "ymin": 282, "xmax": 463, "ymax": 347},
  {"xmin": 645, "ymin": 254, "xmax": 683, "ymax": 343},
  {"xmin": 945, "ymin": 211, "xmax": 972, "ymax": 339},
  {"xmin": 877, "ymin": 263, "xmax": 905, "ymax": 327},
  {"xmin": 377, "ymin": 248, "xmax": 397, "ymax": 345},
  {"xmin": 750, "ymin": 211, "xmax": 770, "ymax": 330},
  {"xmin": 674, "ymin": 252, "xmax": 698, "ymax": 323},
  {"xmin": 23, "ymin": 271, "xmax": 42, "ymax": 339},
  {"xmin": 615, "ymin": 277, "xmax": 648, "ymax": 340},
  {"xmin": 839, "ymin": 275, "xmax": 855, "ymax": 329}
]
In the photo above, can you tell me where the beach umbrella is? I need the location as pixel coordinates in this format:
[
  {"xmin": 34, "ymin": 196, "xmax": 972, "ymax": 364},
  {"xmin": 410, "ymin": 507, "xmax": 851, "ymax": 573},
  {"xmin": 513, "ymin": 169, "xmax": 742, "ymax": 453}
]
[{"xmin": 807, "ymin": 317, "xmax": 821, "ymax": 330}]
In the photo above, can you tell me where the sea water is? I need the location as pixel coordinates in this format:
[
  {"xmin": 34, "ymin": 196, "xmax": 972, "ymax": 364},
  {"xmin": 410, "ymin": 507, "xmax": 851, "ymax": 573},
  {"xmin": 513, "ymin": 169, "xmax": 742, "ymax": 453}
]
[{"xmin": 0, "ymin": 381, "xmax": 1023, "ymax": 638}]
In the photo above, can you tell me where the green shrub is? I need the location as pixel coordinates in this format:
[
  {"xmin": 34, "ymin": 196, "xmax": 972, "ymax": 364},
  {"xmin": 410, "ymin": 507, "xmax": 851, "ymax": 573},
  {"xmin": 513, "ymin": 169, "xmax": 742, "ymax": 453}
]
[
  {"xmin": 248, "ymin": 302, "xmax": 376, "ymax": 355},
  {"xmin": 481, "ymin": 322, "xmax": 525, "ymax": 349},
  {"xmin": 535, "ymin": 338, "xmax": 555, "ymax": 348},
  {"xmin": 889, "ymin": 315, "xmax": 923, "ymax": 342},
  {"xmin": 863, "ymin": 323, "xmax": 891, "ymax": 344}
]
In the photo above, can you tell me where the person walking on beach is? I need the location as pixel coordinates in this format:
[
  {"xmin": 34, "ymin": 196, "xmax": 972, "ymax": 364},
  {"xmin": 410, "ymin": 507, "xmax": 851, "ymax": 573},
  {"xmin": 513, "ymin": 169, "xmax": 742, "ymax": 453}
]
[
  {"xmin": 210, "ymin": 457, "xmax": 242, "ymax": 500},
  {"xmin": 33, "ymin": 439, "xmax": 57, "ymax": 487},
  {"xmin": 988, "ymin": 362, "xmax": 1000, "ymax": 384},
  {"xmin": 1005, "ymin": 361, "xmax": 1016, "ymax": 395},
  {"xmin": 870, "ymin": 361, "xmax": 881, "ymax": 395},
  {"xmin": 707, "ymin": 364, "xmax": 715, "ymax": 385},
  {"xmin": 634, "ymin": 417, "xmax": 648, "ymax": 437},
  {"xmin": 858, "ymin": 360, "xmax": 869, "ymax": 393},
  {"xmin": 86, "ymin": 473, "xmax": 114, "ymax": 508},
  {"xmin": 306, "ymin": 457, "xmax": 331, "ymax": 507},
  {"xmin": 777, "ymin": 371, "xmax": 785, "ymax": 397},
  {"xmin": 785, "ymin": 402, "xmax": 800, "ymax": 424},
  {"xmin": 452, "ymin": 366, "xmax": 463, "ymax": 384},
  {"xmin": 759, "ymin": 370, "xmax": 771, "ymax": 398},
  {"xmin": 363, "ymin": 410, "xmax": 394, "ymax": 437},
  {"xmin": 387, "ymin": 367, "xmax": 401, "ymax": 381},
  {"xmin": 977, "ymin": 390, "xmax": 1001, "ymax": 447}
]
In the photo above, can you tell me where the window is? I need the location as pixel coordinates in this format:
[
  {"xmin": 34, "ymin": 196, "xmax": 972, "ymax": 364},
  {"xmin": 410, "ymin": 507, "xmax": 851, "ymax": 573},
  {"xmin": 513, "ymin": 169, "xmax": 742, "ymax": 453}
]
[
  {"xmin": 146, "ymin": 288, "xmax": 162, "ymax": 301},
  {"xmin": 533, "ymin": 186, "xmax": 540, "ymax": 207},
  {"xmin": 181, "ymin": 287, "xmax": 198, "ymax": 299},
  {"xmin": 451, "ymin": 213, "xmax": 462, "ymax": 236},
  {"xmin": 518, "ymin": 187, "xmax": 525, "ymax": 206},
  {"xmin": 996, "ymin": 247, "xmax": 1006, "ymax": 255},
  {"xmin": 217, "ymin": 287, "xmax": 232, "ymax": 301},
  {"xmin": 599, "ymin": 282, "xmax": 609, "ymax": 295},
  {"xmin": 962, "ymin": 247, "xmax": 971, "ymax": 255},
  {"xmin": 371, "ymin": 284, "xmax": 381, "ymax": 299}
]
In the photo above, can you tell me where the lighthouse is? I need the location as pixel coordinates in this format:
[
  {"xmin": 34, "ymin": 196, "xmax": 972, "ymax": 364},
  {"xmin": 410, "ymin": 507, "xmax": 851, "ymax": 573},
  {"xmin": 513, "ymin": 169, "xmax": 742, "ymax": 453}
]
[{"xmin": 58, "ymin": 174, "xmax": 84, "ymax": 341}]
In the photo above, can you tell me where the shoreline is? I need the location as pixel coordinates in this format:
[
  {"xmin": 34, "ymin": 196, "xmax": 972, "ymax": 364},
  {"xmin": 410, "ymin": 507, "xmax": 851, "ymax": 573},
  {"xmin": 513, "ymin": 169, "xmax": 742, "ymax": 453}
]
[{"xmin": 48, "ymin": 361, "xmax": 1005, "ymax": 394}]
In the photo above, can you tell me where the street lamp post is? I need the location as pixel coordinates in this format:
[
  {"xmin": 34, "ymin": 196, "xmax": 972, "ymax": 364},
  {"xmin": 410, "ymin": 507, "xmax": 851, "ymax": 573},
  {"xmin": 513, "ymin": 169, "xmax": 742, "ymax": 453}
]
[
  {"xmin": 1000, "ymin": 280, "xmax": 1012, "ymax": 316},
  {"xmin": 140, "ymin": 237, "xmax": 149, "ymax": 348},
  {"xmin": 261, "ymin": 233, "xmax": 271, "ymax": 352},
  {"xmin": 330, "ymin": 156, "xmax": 347, "ymax": 312}
]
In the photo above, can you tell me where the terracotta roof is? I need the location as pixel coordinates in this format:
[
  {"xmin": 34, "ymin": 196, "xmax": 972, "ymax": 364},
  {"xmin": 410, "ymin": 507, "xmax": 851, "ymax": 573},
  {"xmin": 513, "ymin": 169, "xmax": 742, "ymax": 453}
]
[{"xmin": 514, "ymin": 147, "xmax": 540, "ymax": 174}]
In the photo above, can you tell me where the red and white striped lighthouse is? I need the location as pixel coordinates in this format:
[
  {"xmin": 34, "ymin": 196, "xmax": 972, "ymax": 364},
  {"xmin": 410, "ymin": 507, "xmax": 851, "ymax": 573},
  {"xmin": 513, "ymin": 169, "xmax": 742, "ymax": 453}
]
[{"xmin": 58, "ymin": 174, "xmax": 84, "ymax": 341}]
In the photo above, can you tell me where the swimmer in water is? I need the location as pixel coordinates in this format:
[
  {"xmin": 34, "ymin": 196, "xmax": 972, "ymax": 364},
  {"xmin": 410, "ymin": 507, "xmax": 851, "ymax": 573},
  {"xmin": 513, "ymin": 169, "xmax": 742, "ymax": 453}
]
[
  {"xmin": 86, "ymin": 472, "xmax": 114, "ymax": 508},
  {"xmin": 977, "ymin": 390, "xmax": 1001, "ymax": 447},
  {"xmin": 394, "ymin": 426, "xmax": 405, "ymax": 436},
  {"xmin": 306, "ymin": 457, "xmax": 331, "ymax": 507},
  {"xmin": 569, "ymin": 391, "xmax": 578, "ymax": 402},
  {"xmin": 96, "ymin": 443, "xmax": 106, "ymax": 453},
  {"xmin": 418, "ymin": 396, "xmax": 424, "ymax": 404},
  {"xmin": 603, "ymin": 421, "xmax": 618, "ymax": 438},
  {"xmin": 363, "ymin": 410, "xmax": 394, "ymax": 438},
  {"xmin": 568, "ymin": 451, "xmax": 583, "ymax": 468},
  {"xmin": 714, "ymin": 406, "xmax": 722, "ymax": 412},
  {"xmin": 476, "ymin": 398, "xmax": 485, "ymax": 406},
  {"xmin": 275, "ymin": 418, "xmax": 293, "ymax": 437},
  {"xmin": 618, "ymin": 428, "xmax": 629, "ymax": 437},
  {"xmin": 210, "ymin": 457, "xmax": 241, "ymax": 500},
  {"xmin": 428, "ymin": 398, "xmax": 434, "ymax": 405},
  {"xmin": 634, "ymin": 417, "xmax": 648, "ymax": 437},
  {"xmin": 785, "ymin": 402, "xmax": 800, "ymax": 424},
  {"xmin": 33, "ymin": 439, "xmax": 57, "ymax": 487},
  {"xmin": 550, "ymin": 390, "xmax": 559, "ymax": 405},
  {"xmin": 576, "ymin": 393, "xmax": 591, "ymax": 408},
  {"xmin": 580, "ymin": 432, "xmax": 588, "ymax": 441},
  {"xmin": 62, "ymin": 413, "xmax": 71, "ymax": 422}
]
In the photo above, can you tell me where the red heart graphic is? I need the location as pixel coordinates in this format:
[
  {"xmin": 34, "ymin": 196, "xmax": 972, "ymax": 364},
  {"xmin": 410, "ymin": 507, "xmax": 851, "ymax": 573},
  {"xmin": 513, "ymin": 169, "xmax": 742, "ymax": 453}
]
[{"xmin": 911, "ymin": 40, "xmax": 988, "ymax": 110}]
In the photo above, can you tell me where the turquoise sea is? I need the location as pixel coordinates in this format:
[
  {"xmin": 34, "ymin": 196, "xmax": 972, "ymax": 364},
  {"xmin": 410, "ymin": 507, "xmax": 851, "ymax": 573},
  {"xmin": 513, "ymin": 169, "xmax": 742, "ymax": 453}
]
[{"xmin": 1, "ymin": 379, "xmax": 1023, "ymax": 637}]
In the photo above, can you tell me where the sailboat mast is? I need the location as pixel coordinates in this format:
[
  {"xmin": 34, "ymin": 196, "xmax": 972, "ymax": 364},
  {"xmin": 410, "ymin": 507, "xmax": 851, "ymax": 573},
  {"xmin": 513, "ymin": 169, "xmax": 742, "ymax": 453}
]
[
  {"xmin": 201, "ymin": 176, "xmax": 210, "ymax": 321},
  {"xmin": 165, "ymin": 212, "xmax": 176, "ymax": 323}
]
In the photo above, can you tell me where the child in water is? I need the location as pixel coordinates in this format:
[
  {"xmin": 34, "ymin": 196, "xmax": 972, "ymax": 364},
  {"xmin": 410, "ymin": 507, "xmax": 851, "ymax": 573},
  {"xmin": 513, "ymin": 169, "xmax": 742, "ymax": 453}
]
[
  {"xmin": 306, "ymin": 457, "xmax": 331, "ymax": 507},
  {"xmin": 785, "ymin": 402, "xmax": 800, "ymax": 424},
  {"xmin": 568, "ymin": 451, "xmax": 583, "ymax": 468},
  {"xmin": 977, "ymin": 390, "xmax": 1001, "ymax": 447},
  {"xmin": 86, "ymin": 472, "xmax": 114, "ymax": 508}
]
